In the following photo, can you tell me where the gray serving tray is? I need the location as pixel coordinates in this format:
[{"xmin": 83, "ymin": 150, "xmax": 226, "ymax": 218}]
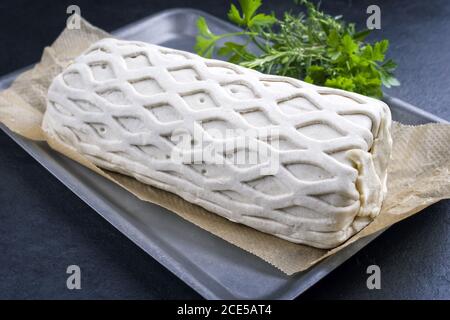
[{"xmin": 0, "ymin": 9, "xmax": 447, "ymax": 300}]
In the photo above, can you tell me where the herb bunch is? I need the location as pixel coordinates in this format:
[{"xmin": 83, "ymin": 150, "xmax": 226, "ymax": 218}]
[{"xmin": 195, "ymin": 0, "xmax": 399, "ymax": 98}]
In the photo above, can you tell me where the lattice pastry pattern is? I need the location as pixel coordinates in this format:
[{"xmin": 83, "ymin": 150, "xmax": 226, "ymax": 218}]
[{"xmin": 42, "ymin": 38, "xmax": 392, "ymax": 249}]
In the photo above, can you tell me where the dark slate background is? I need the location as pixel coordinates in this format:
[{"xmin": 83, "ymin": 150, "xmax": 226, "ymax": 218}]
[{"xmin": 0, "ymin": 0, "xmax": 449, "ymax": 299}]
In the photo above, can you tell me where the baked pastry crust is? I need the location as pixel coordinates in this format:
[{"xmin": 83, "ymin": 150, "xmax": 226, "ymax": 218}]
[{"xmin": 43, "ymin": 38, "xmax": 392, "ymax": 249}]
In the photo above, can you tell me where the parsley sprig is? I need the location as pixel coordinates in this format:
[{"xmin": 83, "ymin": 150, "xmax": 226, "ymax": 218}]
[{"xmin": 195, "ymin": 0, "xmax": 399, "ymax": 98}]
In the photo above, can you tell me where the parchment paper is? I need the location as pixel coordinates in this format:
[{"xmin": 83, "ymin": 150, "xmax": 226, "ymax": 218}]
[{"xmin": 1, "ymin": 17, "xmax": 449, "ymax": 275}]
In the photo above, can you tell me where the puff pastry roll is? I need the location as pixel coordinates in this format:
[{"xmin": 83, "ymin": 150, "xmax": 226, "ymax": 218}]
[{"xmin": 43, "ymin": 38, "xmax": 392, "ymax": 248}]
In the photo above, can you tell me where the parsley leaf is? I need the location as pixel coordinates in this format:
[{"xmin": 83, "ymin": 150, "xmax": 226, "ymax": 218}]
[
  {"xmin": 195, "ymin": 0, "xmax": 399, "ymax": 98},
  {"xmin": 194, "ymin": 17, "xmax": 220, "ymax": 58}
]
